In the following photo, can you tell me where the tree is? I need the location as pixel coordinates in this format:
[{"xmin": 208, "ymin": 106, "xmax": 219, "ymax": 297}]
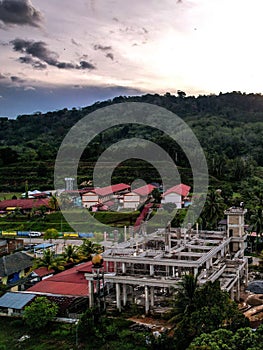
[
  {"xmin": 23, "ymin": 296, "xmax": 58, "ymax": 331},
  {"xmin": 188, "ymin": 325, "xmax": 263, "ymax": 350},
  {"xmin": 170, "ymin": 273, "xmax": 198, "ymax": 324},
  {"xmin": 171, "ymin": 279, "xmax": 249, "ymax": 350},
  {"xmin": 201, "ymin": 190, "xmax": 226, "ymax": 229},
  {"xmin": 48, "ymin": 195, "xmax": 59, "ymax": 211},
  {"xmin": 250, "ymin": 208, "xmax": 263, "ymax": 252},
  {"xmin": 44, "ymin": 228, "xmax": 59, "ymax": 243},
  {"xmin": 34, "ymin": 249, "xmax": 65, "ymax": 271},
  {"xmin": 63, "ymin": 244, "xmax": 81, "ymax": 264},
  {"xmin": 78, "ymin": 239, "xmax": 103, "ymax": 260}
]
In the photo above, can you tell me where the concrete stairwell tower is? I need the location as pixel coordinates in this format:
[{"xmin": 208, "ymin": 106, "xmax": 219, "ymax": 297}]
[{"xmin": 225, "ymin": 206, "xmax": 247, "ymax": 254}]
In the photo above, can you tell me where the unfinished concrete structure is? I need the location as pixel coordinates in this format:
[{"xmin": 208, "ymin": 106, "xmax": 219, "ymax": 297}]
[{"xmin": 85, "ymin": 207, "xmax": 248, "ymax": 313}]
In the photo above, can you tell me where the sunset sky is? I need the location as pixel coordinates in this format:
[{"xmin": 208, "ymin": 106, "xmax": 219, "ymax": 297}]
[{"xmin": 1, "ymin": 0, "xmax": 263, "ymax": 118}]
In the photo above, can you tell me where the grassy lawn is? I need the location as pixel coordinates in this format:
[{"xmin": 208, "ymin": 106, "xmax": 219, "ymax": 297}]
[{"xmin": 0, "ymin": 317, "xmax": 76, "ymax": 350}]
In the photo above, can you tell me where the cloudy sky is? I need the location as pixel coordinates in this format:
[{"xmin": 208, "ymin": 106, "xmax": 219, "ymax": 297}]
[{"xmin": 1, "ymin": 0, "xmax": 263, "ymax": 118}]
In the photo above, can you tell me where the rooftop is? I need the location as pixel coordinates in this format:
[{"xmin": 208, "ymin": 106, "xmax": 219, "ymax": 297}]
[
  {"xmin": 0, "ymin": 292, "xmax": 35, "ymax": 309},
  {"xmin": 163, "ymin": 184, "xmax": 191, "ymax": 197},
  {"xmin": 133, "ymin": 184, "xmax": 156, "ymax": 196}
]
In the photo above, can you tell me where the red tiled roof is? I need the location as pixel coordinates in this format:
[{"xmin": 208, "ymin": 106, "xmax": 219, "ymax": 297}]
[
  {"xmin": 0, "ymin": 198, "xmax": 51, "ymax": 210},
  {"xmin": 163, "ymin": 184, "xmax": 191, "ymax": 197},
  {"xmin": 27, "ymin": 261, "xmax": 94, "ymax": 296},
  {"xmin": 27, "ymin": 281, "xmax": 88, "ymax": 296},
  {"xmin": 133, "ymin": 184, "xmax": 156, "ymax": 197},
  {"xmin": 33, "ymin": 267, "xmax": 55, "ymax": 277},
  {"xmin": 95, "ymin": 183, "xmax": 130, "ymax": 197}
]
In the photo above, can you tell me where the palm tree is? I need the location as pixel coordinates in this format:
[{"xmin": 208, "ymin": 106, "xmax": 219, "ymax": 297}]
[
  {"xmin": 201, "ymin": 190, "xmax": 226, "ymax": 229},
  {"xmin": 250, "ymin": 208, "xmax": 263, "ymax": 252},
  {"xmin": 34, "ymin": 249, "xmax": 65, "ymax": 272},
  {"xmin": 63, "ymin": 244, "xmax": 81, "ymax": 264},
  {"xmin": 169, "ymin": 273, "xmax": 198, "ymax": 324},
  {"xmin": 78, "ymin": 239, "xmax": 103, "ymax": 261}
]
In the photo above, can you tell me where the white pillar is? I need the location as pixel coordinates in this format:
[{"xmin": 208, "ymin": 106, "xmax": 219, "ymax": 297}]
[
  {"xmin": 124, "ymin": 226, "xmax": 127, "ymax": 241},
  {"xmin": 194, "ymin": 267, "xmax": 199, "ymax": 277},
  {"xmin": 123, "ymin": 284, "xmax": 127, "ymax": 306},
  {"xmin": 150, "ymin": 287, "xmax": 154, "ymax": 307},
  {"xmin": 145, "ymin": 286, "xmax": 149, "ymax": 314},
  {"xmin": 122, "ymin": 262, "xmax": 126, "ymax": 274},
  {"xmin": 116, "ymin": 283, "xmax": 121, "ymax": 311},
  {"xmin": 88, "ymin": 280, "xmax": 94, "ymax": 308},
  {"xmin": 206, "ymin": 259, "xmax": 210, "ymax": 270},
  {"xmin": 150, "ymin": 265, "xmax": 154, "ymax": 276}
]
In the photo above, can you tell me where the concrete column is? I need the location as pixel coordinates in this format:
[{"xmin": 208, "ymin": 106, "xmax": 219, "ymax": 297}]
[
  {"xmin": 124, "ymin": 226, "xmax": 127, "ymax": 241},
  {"xmin": 172, "ymin": 266, "xmax": 175, "ymax": 277},
  {"xmin": 116, "ymin": 283, "xmax": 121, "ymax": 311},
  {"xmin": 88, "ymin": 280, "xmax": 94, "ymax": 308},
  {"xmin": 150, "ymin": 287, "xmax": 154, "ymax": 307},
  {"xmin": 245, "ymin": 261, "xmax": 249, "ymax": 285},
  {"xmin": 123, "ymin": 284, "xmax": 127, "ymax": 306},
  {"xmin": 206, "ymin": 259, "xmax": 210, "ymax": 270},
  {"xmin": 236, "ymin": 280, "xmax": 240, "ymax": 301},
  {"xmin": 150, "ymin": 264, "xmax": 154, "ymax": 276},
  {"xmin": 122, "ymin": 262, "xmax": 126, "ymax": 274},
  {"xmin": 230, "ymin": 287, "xmax": 234, "ymax": 300},
  {"xmin": 145, "ymin": 285, "xmax": 149, "ymax": 314},
  {"xmin": 194, "ymin": 267, "xmax": 199, "ymax": 277}
]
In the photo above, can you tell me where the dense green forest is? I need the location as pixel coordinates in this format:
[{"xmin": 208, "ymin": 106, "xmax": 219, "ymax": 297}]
[{"xmin": 0, "ymin": 91, "xmax": 263, "ymax": 201}]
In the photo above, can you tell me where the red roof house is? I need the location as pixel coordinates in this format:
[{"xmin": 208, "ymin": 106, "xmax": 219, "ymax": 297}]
[
  {"xmin": 162, "ymin": 184, "xmax": 191, "ymax": 209},
  {"xmin": 0, "ymin": 198, "xmax": 51, "ymax": 211},
  {"xmin": 133, "ymin": 184, "xmax": 157, "ymax": 200},
  {"xmin": 27, "ymin": 261, "xmax": 95, "ymax": 297}
]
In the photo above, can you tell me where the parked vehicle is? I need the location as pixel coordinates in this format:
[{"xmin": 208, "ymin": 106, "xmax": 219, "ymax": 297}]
[{"xmin": 28, "ymin": 231, "xmax": 42, "ymax": 237}]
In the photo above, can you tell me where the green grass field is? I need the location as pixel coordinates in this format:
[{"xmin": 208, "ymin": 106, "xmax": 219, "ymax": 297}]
[
  {"xmin": 0, "ymin": 192, "xmax": 21, "ymax": 200},
  {"xmin": 0, "ymin": 317, "xmax": 75, "ymax": 350}
]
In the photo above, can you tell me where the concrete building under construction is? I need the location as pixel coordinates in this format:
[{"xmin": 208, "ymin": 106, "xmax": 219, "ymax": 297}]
[{"xmin": 85, "ymin": 207, "xmax": 248, "ymax": 314}]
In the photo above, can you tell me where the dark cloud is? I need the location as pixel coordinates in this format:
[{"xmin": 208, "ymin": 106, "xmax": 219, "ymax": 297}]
[
  {"xmin": 106, "ymin": 53, "xmax": 114, "ymax": 60},
  {"xmin": 94, "ymin": 44, "xmax": 114, "ymax": 61},
  {"xmin": 79, "ymin": 60, "xmax": 95, "ymax": 69},
  {"xmin": 94, "ymin": 44, "xmax": 112, "ymax": 51},
  {"xmin": 19, "ymin": 55, "xmax": 47, "ymax": 69},
  {"xmin": 0, "ymin": 0, "xmax": 43, "ymax": 27},
  {"xmin": 11, "ymin": 38, "xmax": 96, "ymax": 70},
  {"xmin": 10, "ymin": 76, "xmax": 24, "ymax": 83}
]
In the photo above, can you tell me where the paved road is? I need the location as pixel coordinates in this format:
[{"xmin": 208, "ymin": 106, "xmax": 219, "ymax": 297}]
[{"xmin": 23, "ymin": 238, "xmax": 83, "ymax": 254}]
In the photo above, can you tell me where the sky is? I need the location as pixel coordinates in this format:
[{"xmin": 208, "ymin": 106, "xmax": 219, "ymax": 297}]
[{"xmin": 1, "ymin": 0, "xmax": 263, "ymax": 118}]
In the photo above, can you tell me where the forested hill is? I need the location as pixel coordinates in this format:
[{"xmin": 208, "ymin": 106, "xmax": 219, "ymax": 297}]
[{"xmin": 0, "ymin": 91, "xmax": 263, "ymax": 192}]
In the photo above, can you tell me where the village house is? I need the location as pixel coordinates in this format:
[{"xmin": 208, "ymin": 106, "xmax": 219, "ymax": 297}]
[
  {"xmin": 82, "ymin": 183, "xmax": 130, "ymax": 208},
  {"xmin": 162, "ymin": 183, "xmax": 191, "ymax": 209},
  {"xmin": 0, "ymin": 292, "xmax": 36, "ymax": 316},
  {"xmin": 0, "ymin": 252, "xmax": 33, "ymax": 291},
  {"xmin": 0, "ymin": 238, "xmax": 24, "ymax": 256},
  {"xmin": 0, "ymin": 198, "xmax": 51, "ymax": 214}
]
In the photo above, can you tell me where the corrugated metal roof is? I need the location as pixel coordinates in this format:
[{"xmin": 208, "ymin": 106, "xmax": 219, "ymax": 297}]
[
  {"xmin": 0, "ymin": 252, "xmax": 33, "ymax": 277},
  {"xmin": 0, "ymin": 292, "xmax": 35, "ymax": 309}
]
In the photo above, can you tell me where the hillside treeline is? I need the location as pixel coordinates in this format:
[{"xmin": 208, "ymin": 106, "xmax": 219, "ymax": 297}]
[{"xmin": 0, "ymin": 91, "xmax": 263, "ymax": 195}]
